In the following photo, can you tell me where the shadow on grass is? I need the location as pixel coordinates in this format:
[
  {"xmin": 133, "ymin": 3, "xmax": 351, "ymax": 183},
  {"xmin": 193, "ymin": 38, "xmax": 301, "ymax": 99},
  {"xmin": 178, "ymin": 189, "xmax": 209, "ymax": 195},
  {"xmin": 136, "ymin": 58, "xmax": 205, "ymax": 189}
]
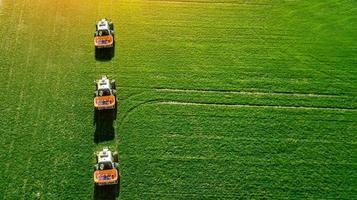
[
  {"xmin": 93, "ymin": 183, "xmax": 120, "ymax": 200},
  {"xmin": 95, "ymin": 45, "xmax": 115, "ymax": 61},
  {"xmin": 94, "ymin": 110, "xmax": 116, "ymax": 143}
]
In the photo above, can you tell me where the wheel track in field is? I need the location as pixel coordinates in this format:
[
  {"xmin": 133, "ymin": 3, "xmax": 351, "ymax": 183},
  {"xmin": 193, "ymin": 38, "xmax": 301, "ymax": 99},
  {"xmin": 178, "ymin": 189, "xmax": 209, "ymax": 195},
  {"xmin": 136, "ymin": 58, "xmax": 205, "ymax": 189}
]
[
  {"xmin": 119, "ymin": 90, "xmax": 357, "ymax": 130},
  {"xmin": 3, "ymin": 0, "xmax": 27, "ymax": 93},
  {"xmin": 155, "ymin": 133, "xmax": 357, "ymax": 145},
  {"xmin": 2, "ymin": 0, "xmax": 29, "ymax": 197},
  {"xmin": 118, "ymin": 85, "xmax": 356, "ymax": 127},
  {"xmin": 153, "ymin": 87, "xmax": 342, "ymax": 97},
  {"xmin": 157, "ymin": 100, "xmax": 357, "ymax": 111},
  {"xmin": 118, "ymin": 85, "xmax": 353, "ymax": 97},
  {"xmin": 118, "ymin": 85, "xmax": 356, "ymax": 120},
  {"xmin": 15, "ymin": 2, "xmax": 60, "ymax": 197},
  {"xmin": 18, "ymin": 0, "xmax": 39, "ymax": 197},
  {"xmin": 126, "ymin": 154, "xmax": 357, "ymax": 166}
]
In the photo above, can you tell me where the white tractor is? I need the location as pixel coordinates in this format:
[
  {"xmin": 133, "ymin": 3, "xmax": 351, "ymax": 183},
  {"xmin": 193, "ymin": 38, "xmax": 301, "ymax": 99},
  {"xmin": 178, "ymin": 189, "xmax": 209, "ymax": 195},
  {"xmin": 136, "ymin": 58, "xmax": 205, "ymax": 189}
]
[
  {"xmin": 93, "ymin": 147, "xmax": 120, "ymax": 186},
  {"xmin": 94, "ymin": 75, "xmax": 117, "ymax": 120},
  {"xmin": 94, "ymin": 18, "xmax": 115, "ymax": 58}
]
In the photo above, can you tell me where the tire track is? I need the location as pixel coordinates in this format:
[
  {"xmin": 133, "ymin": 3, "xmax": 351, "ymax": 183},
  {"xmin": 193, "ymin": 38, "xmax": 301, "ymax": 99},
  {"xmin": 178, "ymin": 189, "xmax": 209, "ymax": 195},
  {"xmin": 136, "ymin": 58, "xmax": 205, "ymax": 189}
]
[
  {"xmin": 4, "ymin": 0, "xmax": 26, "ymax": 93},
  {"xmin": 117, "ymin": 85, "xmax": 347, "ymax": 97},
  {"xmin": 118, "ymin": 86, "xmax": 356, "ymax": 131},
  {"xmin": 154, "ymin": 87, "xmax": 341, "ymax": 97},
  {"xmin": 119, "ymin": 99, "xmax": 161, "ymax": 127},
  {"xmin": 158, "ymin": 100, "xmax": 357, "ymax": 111},
  {"xmin": 2, "ymin": 0, "xmax": 28, "ymax": 197},
  {"xmin": 126, "ymin": 154, "xmax": 357, "ymax": 166},
  {"xmin": 119, "ymin": 97, "xmax": 356, "ymax": 132},
  {"xmin": 17, "ymin": 2, "xmax": 57, "ymax": 198},
  {"xmin": 164, "ymin": 133, "xmax": 357, "ymax": 145},
  {"xmin": 18, "ymin": 0, "xmax": 38, "ymax": 197}
]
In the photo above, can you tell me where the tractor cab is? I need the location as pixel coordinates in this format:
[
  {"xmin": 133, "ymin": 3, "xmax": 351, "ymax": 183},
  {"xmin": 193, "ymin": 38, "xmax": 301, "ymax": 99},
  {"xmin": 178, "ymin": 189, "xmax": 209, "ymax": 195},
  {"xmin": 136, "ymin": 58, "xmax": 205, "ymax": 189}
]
[
  {"xmin": 94, "ymin": 18, "xmax": 114, "ymax": 39},
  {"xmin": 97, "ymin": 148, "xmax": 115, "ymax": 163},
  {"xmin": 96, "ymin": 19, "xmax": 111, "ymax": 31},
  {"xmin": 96, "ymin": 76, "xmax": 113, "ymax": 96}
]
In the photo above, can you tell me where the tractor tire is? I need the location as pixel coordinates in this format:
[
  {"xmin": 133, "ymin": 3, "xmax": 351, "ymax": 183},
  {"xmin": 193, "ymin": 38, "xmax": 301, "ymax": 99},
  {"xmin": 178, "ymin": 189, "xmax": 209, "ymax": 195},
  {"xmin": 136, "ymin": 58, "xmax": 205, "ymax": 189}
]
[
  {"xmin": 109, "ymin": 23, "xmax": 114, "ymax": 31},
  {"xmin": 95, "ymin": 48, "xmax": 99, "ymax": 59},
  {"xmin": 93, "ymin": 109, "xmax": 97, "ymax": 124},
  {"xmin": 111, "ymin": 81, "xmax": 116, "ymax": 90},
  {"xmin": 109, "ymin": 46, "xmax": 114, "ymax": 58},
  {"xmin": 113, "ymin": 152, "xmax": 119, "ymax": 162},
  {"xmin": 113, "ymin": 99, "xmax": 118, "ymax": 120},
  {"xmin": 115, "ymin": 180, "xmax": 120, "ymax": 195},
  {"xmin": 112, "ymin": 109, "xmax": 117, "ymax": 120}
]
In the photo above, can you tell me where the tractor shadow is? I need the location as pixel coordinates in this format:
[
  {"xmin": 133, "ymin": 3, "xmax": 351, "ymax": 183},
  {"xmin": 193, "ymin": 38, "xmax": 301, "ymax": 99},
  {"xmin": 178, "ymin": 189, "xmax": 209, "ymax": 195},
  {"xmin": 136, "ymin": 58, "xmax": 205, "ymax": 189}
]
[
  {"xmin": 93, "ymin": 110, "xmax": 116, "ymax": 143},
  {"xmin": 95, "ymin": 45, "xmax": 115, "ymax": 61},
  {"xmin": 93, "ymin": 183, "xmax": 120, "ymax": 200}
]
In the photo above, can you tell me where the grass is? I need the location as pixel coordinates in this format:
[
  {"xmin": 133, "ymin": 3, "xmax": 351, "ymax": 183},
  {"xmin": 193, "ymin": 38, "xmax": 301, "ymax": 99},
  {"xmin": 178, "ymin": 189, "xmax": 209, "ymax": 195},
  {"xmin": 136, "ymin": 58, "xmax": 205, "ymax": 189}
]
[{"xmin": 0, "ymin": 0, "xmax": 356, "ymax": 199}]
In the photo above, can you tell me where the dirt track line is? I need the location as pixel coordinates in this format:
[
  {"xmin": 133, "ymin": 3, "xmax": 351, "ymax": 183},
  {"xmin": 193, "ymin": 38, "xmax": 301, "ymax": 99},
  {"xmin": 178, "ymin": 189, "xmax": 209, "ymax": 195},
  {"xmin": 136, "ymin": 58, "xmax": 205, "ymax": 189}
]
[
  {"xmin": 3, "ymin": 0, "xmax": 27, "ymax": 197},
  {"xmin": 21, "ymin": 157, "xmax": 32, "ymax": 198},
  {"xmin": 2, "ymin": 140, "xmax": 14, "ymax": 198},
  {"xmin": 158, "ymin": 100, "xmax": 357, "ymax": 111},
  {"xmin": 166, "ymin": 133, "xmax": 357, "ymax": 145},
  {"xmin": 119, "ymin": 99, "xmax": 159, "ymax": 127},
  {"xmin": 119, "ymin": 98, "xmax": 356, "ymax": 129},
  {"xmin": 117, "ymin": 85, "xmax": 344, "ymax": 97},
  {"xmin": 155, "ymin": 88, "xmax": 340, "ymax": 97},
  {"xmin": 128, "ymin": 155, "xmax": 357, "ymax": 166}
]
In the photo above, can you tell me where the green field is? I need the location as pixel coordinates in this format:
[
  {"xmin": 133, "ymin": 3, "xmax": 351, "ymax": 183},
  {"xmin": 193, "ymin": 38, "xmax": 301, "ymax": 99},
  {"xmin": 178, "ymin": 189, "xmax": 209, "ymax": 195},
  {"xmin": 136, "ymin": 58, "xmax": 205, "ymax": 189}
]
[{"xmin": 0, "ymin": 0, "xmax": 356, "ymax": 199}]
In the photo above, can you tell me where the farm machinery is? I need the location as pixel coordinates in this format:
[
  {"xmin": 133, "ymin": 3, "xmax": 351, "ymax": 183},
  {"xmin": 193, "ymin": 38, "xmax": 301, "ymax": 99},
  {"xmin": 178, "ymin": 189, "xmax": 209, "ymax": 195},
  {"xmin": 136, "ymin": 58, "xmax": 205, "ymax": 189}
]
[
  {"xmin": 93, "ymin": 147, "xmax": 120, "ymax": 187},
  {"xmin": 94, "ymin": 75, "xmax": 117, "ymax": 121},
  {"xmin": 94, "ymin": 18, "xmax": 115, "ymax": 58}
]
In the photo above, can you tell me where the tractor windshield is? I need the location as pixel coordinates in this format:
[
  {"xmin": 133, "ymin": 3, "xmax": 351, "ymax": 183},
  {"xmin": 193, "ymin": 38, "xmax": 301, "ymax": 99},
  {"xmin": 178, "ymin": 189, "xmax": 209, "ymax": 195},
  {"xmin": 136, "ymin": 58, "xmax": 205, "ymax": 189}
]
[
  {"xmin": 98, "ymin": 89, "xmax": 111, "ymax": 96},
  {"xmin": 98, "ymin": 162, "xmax": 113, "ymax": 170},
  {"xmin": 97, "ymin": 29, "xmax": 110, "ymax": 36}
]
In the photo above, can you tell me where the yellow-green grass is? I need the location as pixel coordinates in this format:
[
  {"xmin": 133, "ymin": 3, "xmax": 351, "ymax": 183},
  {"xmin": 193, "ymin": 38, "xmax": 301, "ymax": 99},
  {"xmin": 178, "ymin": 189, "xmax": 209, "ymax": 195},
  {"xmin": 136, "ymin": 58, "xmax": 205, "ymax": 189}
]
[{"xmin": 0, "ymin": 0, "xmax": 356, "ymax": 199}]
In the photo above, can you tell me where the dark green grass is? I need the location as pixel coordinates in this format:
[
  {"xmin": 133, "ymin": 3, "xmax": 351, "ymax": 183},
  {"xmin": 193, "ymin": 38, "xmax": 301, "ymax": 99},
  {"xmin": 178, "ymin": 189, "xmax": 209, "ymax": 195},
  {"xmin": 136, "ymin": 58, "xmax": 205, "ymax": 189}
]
[{"xmin": 0, "ymin": 0, "xmax": 356, "ymax": 199}]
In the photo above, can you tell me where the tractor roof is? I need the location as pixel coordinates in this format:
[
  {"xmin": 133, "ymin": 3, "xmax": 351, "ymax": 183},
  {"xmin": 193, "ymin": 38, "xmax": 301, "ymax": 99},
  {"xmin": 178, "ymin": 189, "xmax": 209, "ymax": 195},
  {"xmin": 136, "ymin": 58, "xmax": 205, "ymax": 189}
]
[
  {"xmin": 97, "ymin": 76, "xmax": 110, "ymax": 90},
  {"xmin": 97, "ymin": 19, "xmax": 110, "ymax": 31},
  {"xmin": 97, "ymin": 148, "xmax": 113, "ymax": 163}
]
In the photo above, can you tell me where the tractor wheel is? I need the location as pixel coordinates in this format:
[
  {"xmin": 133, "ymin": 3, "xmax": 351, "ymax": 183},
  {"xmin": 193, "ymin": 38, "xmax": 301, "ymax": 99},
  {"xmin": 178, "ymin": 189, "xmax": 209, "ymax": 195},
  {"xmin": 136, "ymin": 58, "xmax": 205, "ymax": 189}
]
[
  {"xmin": 111, "ymin": 81, "xmax": 116, "ymax": 90},
  {"xmin": 109, "ymin": 46, "xmax": 114, "ymax": 58},
  {"xmin": 94, "ymin": 109, "xmax": 99, "ymax": 123},
  {"xmin": 93, "ymin": 109, "xmax": 97, "ymax": 124},
  {"xmin": 113, "ymin": 152, "xmax": 119, "ymax": 162},
  {"xmin": 109, "ymin": 22, "xmax": 114, "ymax": 31},
  {"xmin": 115, "ymin": 180, "xmax": 120, "ymax": 195},
  {"xmin": 112, "ymin": 109, "xmax": 117, "ymax": 120},
  {"xmin": 113, "ymin": 100, "xmax": 117, "ymax": 120},
  {"xmin": 95, "ymin": 48, "xmax": 99, "ymax": 59}
]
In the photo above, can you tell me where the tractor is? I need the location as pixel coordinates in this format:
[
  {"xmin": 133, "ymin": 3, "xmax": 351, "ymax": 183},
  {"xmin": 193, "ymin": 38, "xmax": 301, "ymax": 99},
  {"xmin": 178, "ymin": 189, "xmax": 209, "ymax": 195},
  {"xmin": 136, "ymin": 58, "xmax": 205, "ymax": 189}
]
[
  {"xmin": 93, "ymin": 147, "xmax": 120, "ymax": 187},
  {"xmin": 94, "ymin": 75, "xmax": 117, "ymax": 121},
  {"xmin": 94, "ymin": 18, "xmax": 115, "ymax": 58}
]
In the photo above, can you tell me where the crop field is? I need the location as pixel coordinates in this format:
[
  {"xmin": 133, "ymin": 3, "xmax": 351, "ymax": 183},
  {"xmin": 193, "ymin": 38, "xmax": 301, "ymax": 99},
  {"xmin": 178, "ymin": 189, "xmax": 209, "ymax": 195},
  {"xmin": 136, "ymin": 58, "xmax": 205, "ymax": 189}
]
[{"xmin": 0, "ymin": 0, "xmax": 356, "ymax": 199}]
